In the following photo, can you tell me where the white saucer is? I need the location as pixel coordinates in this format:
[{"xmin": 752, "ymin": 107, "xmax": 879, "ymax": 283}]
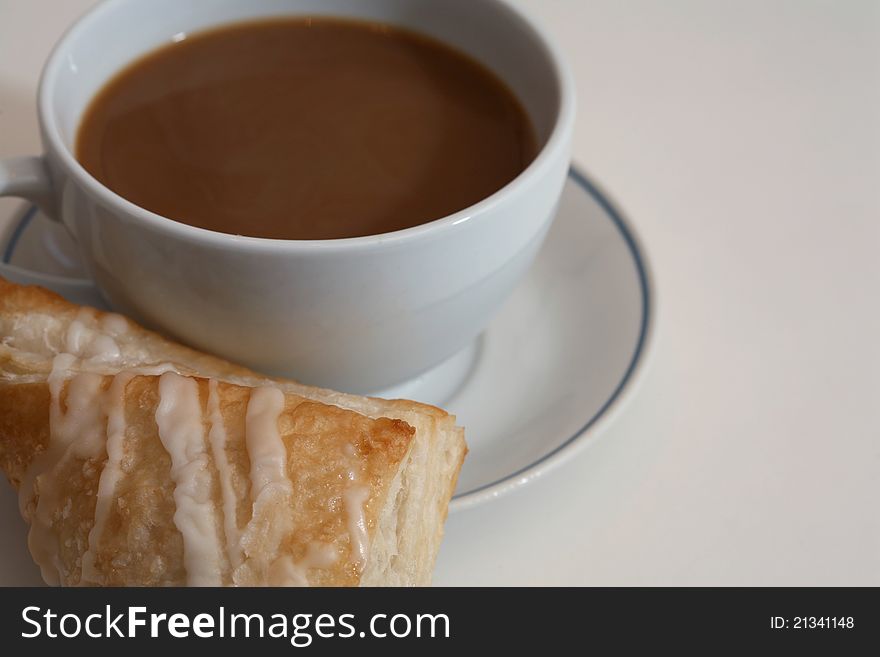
[{"xmin": 0, "ymin": 167, "xmax": 654, "ymax": 511}]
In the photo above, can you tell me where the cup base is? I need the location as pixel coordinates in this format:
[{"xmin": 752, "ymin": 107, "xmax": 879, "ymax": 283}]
[{"xmin": 365, "ymin": 335, "xmax": 483, "ymax": 407}]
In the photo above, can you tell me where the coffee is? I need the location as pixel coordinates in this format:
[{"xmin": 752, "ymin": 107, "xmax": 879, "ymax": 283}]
[{"xmin": 76, "ymin": 18, "xmax": 537, "ymax": 240}]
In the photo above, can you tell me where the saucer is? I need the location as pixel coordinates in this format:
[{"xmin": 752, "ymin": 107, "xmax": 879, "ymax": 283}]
[{"xmin": 0, "ymin": 167, "xmax": 654, "ymax": 511}]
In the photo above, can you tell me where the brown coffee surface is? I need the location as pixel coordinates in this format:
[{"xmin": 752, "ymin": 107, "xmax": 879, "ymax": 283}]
[{"xmin": 76, "ymin": 18, "xmax": 537, "ymax": 240}]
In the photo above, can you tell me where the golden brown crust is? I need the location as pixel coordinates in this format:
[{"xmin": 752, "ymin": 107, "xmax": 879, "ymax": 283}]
[
  {"xmin": 0, "ymin": 276, "xmax": 465, "ymax": 586},
  {"xmin": 0, "ymin": 381, "xmax": 50, "ymax": 489},
  {"xmin": 0, "ymin": 374, "xmax": 415, "ymax": 586}
]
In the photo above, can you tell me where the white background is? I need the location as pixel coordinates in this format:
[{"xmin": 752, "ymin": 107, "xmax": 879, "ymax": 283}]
[{"xmin": 1, "ymin": 0, "xmax": 878, "ymax": 585}]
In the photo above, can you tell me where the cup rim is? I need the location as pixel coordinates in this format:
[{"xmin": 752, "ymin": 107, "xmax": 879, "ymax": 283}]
[{"xmin": 38, "ymin": 0, "xmax": 576, "ymax": 251}]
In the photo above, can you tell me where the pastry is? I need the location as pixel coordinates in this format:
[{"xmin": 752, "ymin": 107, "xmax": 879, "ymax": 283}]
[{"xmin": 0, "ymin": 277, "xmax": 466, "ymax": 586}]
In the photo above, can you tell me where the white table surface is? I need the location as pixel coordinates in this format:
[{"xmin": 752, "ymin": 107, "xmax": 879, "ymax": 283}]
[{"xmin": 1, "ymin": 0, "xmax": 878, "ymax": 586}]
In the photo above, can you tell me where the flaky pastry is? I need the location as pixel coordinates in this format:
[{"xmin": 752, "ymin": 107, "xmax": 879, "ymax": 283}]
[{"xmin": 0, "ymin": 277, "xmax": 466, "ymax": 586}]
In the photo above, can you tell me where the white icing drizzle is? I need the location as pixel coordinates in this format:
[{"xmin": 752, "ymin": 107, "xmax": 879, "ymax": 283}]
[
  {"xmin": 207, "ymin": 378, "xmax": 241, "ymax": 569},
  {"xmin": 79, "ymin": 370, "xmax": 134, "ymax": 583},
  {"xmin": 268, "ymin": 543, "xmax": 338, "ymax": 587},
  {"xmin": 99, "ymin": 313, "xmax": 128, "ymax": 335},
  {"xmin": 244, "ymin": 387, "xmax": 289, "ymax": 497},
  {"xmin": 18, "ymin": 353, "xmax": 77, "ymax": 519},
  {"xmin": 155, "ymin": 372, "xmax": 223, "ymax": 586},
  {"xmin": 343, "ymin": 484, "xmax": 370, "ymax": 571},
  {"xmin": 236, "ymin": 386, "xmax": 293, "ymax": 585},
  {"xmin": 342, "ymin": 443, "xmax": 370, "ymax": 572},
  {"xmin": 78, "ymin": 364, "xmax": 202, "ymax": 584},
  {"xmin": 63, "ymin": 310, "xmax": 93, "ymax": 354},
  {"xmin": 22, "ymin": 354, "xmax": 105, "ymax": 585},
  {"xmin": 16, "ymin": 301, "xmax": 198, "ymax": 585},
  {"xmin": 64, "ymin": 309, "xmax": 121, "ymax": 362}
]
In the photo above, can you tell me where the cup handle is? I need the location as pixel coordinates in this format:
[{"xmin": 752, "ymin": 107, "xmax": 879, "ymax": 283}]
[
  {"xmin": 0, "ymin": 155, "xmax": 108, "ymax": 309},
  {"xmin": 0, "ymin": 155, "xmax": 56, "ymax": 217}
]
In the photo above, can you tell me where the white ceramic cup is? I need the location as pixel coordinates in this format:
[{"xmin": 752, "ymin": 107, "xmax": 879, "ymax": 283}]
[{"xmin": 0, "ymin": 0, "xmax": 574, "ymax": 392}]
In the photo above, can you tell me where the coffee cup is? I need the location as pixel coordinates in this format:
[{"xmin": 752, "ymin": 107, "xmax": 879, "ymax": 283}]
[{"xmin": 0, "ymin": 0, "xmax": 574, "ymax": 392}]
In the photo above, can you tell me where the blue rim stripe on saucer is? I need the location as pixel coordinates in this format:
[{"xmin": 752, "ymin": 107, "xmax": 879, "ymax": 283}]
[
  {"xmin": 2, "ymin": 204, "xmax": 37, "ymax": 264},
  {"xmin": 452, "ymin": 167, "xmax": 652, "ymax": 501}
]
